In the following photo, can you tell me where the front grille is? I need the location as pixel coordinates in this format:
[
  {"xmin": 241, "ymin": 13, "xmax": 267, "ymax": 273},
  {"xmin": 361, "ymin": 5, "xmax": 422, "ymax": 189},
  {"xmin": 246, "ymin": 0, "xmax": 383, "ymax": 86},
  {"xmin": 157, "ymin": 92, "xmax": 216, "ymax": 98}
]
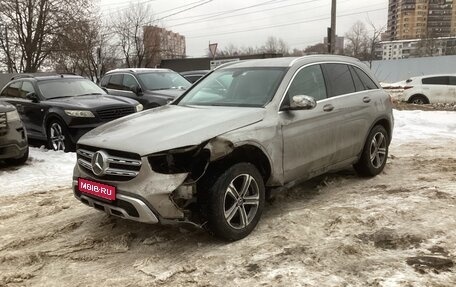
[
  {"xmin": 77, "ymin": 144, "xmax": 142, "ymax": 181},
  {"xmin": 0, "ymin": 113, "xmax": 7, "ymax": 131},
  {"xmin": 96, "ymin": 106, "xmax": 135, "ymax": 121}
]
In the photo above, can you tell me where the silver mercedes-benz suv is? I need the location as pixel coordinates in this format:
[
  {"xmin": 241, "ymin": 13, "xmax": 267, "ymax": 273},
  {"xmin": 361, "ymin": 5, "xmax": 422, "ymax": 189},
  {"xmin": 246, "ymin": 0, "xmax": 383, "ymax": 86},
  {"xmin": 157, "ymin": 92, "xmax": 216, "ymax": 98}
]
[{"xmin": 73, "ymin": 55, "xmax": 394, "ymax": 241}]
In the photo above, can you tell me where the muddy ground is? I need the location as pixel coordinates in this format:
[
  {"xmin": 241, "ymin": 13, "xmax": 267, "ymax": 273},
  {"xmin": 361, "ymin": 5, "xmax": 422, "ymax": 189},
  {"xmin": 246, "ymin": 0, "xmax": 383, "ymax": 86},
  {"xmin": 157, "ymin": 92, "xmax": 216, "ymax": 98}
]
[{"xmin": 1, "ymin": 139, "xmax": 455, "ymax": 287}]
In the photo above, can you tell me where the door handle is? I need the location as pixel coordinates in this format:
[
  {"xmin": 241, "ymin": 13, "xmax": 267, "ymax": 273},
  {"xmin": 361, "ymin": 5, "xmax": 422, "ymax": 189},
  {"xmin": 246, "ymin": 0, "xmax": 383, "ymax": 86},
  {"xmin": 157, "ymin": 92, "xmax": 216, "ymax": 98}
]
[
  {"xmin": 323, "ymin": 104, "xmax": 334, "ymax": 112},
  {"xmin": 363, "ymin": 97, "xmax": 371, "ymax": 103}
]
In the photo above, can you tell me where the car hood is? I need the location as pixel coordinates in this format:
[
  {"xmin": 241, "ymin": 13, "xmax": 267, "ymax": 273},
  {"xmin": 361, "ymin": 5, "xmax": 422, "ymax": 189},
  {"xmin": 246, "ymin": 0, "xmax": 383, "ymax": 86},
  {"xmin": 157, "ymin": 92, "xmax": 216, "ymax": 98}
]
[
  {"xmin": 143, "ymin": 89, "xmax": 186, "ymax": 98},
  {"xmin": 78, "ymin": 105, "xmax": 265, "ymax": 156},
  {"xmin": 45, "ymin": 94, "xmax": 138, "ymax": 109}
]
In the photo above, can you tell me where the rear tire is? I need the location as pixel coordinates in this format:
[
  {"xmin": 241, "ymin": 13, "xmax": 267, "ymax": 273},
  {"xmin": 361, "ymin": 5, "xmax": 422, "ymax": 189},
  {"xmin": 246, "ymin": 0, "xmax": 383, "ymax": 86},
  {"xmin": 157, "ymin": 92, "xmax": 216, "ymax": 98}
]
[
  {"xmin": 354, "ymin": 125, "xmax": 389, "ymax": 177},
  {"xmin": 409, "ymin": 94, "xmax": 429, "ymax": 105},
  {"xmin": 5, "ymin": 146, "xmax": 29, "ymax": 166},
  {"xmin": 202, "ymin": 162, "xmax": 265, "ymax": 241}
]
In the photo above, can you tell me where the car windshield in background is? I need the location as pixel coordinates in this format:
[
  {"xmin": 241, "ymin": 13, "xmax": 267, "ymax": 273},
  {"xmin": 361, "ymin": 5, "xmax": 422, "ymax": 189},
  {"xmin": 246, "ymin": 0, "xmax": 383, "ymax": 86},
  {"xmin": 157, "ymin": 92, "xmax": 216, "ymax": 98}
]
[
  {"xmin": 38, "ymin": 79, "xmax": 106, "ymax": 99},
  {"xmin": 178, "ymin": 68, "xmax": 286, "ymax": 107},
  {"xmin": 138, "ymin": 72, "xmax": 191, "ymax": 91}
]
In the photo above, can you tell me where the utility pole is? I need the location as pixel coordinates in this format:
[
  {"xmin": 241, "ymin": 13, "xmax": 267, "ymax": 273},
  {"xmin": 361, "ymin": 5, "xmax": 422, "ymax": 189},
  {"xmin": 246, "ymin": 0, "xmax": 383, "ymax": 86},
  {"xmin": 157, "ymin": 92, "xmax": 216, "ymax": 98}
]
[{"xmin": 330, "ymin": 0, "xmax": 337, "ymax": 54}]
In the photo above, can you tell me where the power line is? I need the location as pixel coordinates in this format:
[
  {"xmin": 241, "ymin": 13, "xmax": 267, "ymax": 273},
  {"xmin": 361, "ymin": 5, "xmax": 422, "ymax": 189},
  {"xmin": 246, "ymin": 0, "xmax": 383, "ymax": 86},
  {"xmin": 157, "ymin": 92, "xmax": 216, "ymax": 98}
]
[
  {"xmin": 167, "ymin": 0, "xmax": 294, "ymax": 28},
  {"xmin": 154, "ymin": 0, "xmax": 213, "ymax": 23},
  {"xmin": 186, "ymin": 7, "xmax": 387, "ymax": 39},
  {"xmin": 175, "ymin": 0, "xmax": 355, "ymax": 34}
]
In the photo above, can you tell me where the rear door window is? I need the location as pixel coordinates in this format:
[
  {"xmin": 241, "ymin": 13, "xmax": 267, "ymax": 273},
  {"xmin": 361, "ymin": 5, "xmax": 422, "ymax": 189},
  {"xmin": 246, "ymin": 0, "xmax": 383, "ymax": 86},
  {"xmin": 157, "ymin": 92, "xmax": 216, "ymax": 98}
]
[
  {"xmin": 349, "ymin": 66, "xmax": 365, "ymax": 92},
  {"xmin": 422, "ymin": 76, "xmax": 450, "ymax": 85},
  {"xmin": 1, "ymin": 81, "xmax": 22, "ymax": 98},
  {"xmin": 107, "ymin": 74, "xmax": 124, "ymax": 90},
  {"xmin": 323, "ymin": 64, "xmax": 356, "ymax": 97}
]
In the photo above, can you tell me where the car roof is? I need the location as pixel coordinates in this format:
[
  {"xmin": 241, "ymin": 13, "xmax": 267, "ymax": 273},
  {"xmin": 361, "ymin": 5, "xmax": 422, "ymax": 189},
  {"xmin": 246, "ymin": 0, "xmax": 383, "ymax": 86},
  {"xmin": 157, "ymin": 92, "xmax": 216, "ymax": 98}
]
[
  {"xmin": 217, "ymin": 55, "xmax": 362, "ymax": 69},
  {"xmin": 106, "ymin": 68, "xmax": 173, "ymax": 74}
]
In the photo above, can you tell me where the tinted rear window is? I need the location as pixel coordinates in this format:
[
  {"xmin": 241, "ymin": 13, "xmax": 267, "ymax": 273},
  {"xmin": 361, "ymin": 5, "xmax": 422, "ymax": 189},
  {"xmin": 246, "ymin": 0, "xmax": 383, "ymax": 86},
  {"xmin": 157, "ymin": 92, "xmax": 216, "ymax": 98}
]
[{"xmin": 422, "ymin": 76, "xmax": 449, "ymax": 85}]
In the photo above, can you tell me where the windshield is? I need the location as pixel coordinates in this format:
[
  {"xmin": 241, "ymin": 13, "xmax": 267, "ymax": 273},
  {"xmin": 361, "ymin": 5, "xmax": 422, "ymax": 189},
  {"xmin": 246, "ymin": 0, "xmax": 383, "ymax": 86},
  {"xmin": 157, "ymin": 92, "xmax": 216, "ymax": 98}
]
[
  {"xmin": 138, "ymin": 72, "xmax": 191, "ymax": 91},
  {"xmin": 178, "ymin": 68, "xmax": 286, "ymax": 107},
  {"xmin": 38, "ymin": 79, "xmax": 106, "ymax": 99}
]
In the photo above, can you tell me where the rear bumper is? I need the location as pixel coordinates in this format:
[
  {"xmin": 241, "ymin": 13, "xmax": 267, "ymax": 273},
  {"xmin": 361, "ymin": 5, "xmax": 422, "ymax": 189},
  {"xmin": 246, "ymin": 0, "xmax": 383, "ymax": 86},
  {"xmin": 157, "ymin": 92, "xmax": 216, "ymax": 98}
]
[{"xmin": 0, "ymin": 120, "xmax": 28, "ymax": 159}]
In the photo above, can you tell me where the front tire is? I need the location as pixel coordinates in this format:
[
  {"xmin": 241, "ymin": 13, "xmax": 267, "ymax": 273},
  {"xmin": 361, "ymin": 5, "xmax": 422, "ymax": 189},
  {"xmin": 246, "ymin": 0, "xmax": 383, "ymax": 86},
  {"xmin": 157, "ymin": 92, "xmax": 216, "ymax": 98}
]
[
  {"xmin": 204, "ymin": 163, "xmax": 265, "ymax": 241},
  {"xmin": 47, "ymin": 120, "xmax": 73, "ymax": 152},
  {"xmin": 354, "ymin": 125, "xmax": 389, "ymax": 177}
]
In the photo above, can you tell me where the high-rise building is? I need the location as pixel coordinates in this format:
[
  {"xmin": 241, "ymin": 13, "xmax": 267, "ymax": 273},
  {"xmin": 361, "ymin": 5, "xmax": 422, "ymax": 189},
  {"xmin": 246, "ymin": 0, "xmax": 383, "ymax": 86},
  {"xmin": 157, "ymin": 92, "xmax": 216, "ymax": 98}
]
[
  {"xmin": 386, "ymin": 0, "xmax": 456, "ymax": 41},
  {"xmin": 143, "ymin": 26, "xmax": 186, "ymax": 67}
]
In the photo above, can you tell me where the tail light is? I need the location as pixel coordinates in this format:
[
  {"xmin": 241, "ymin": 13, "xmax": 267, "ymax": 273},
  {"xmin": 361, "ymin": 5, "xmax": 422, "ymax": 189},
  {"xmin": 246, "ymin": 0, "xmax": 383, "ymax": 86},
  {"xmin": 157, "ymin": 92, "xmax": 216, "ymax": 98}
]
[{"xmin": 403, "ymin": 86, "xmax": 413, "ymax": 90}]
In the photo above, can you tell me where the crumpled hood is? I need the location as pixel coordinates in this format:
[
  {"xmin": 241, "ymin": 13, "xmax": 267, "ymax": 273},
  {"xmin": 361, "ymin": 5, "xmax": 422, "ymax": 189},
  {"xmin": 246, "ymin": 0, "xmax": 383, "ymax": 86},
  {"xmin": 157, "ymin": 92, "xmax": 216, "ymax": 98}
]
[{"xmin": 78, "ymin": 105, "xmax": 265, "ymax": 156}]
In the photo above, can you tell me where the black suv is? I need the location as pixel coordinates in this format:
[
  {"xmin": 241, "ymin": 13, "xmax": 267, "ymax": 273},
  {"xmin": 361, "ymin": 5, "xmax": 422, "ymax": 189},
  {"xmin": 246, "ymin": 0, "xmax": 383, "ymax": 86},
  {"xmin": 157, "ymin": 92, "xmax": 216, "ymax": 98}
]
[
  {"xmin": 0, "ymin": 101, "xmax": 28, "ymax": 165},
  {"xmin": 100, "ymin": 68, "xmax": 191, "ymax": 109},
  {"xmin": 0, "ymin": 74, "xmax": 143, "ymax": 151}
]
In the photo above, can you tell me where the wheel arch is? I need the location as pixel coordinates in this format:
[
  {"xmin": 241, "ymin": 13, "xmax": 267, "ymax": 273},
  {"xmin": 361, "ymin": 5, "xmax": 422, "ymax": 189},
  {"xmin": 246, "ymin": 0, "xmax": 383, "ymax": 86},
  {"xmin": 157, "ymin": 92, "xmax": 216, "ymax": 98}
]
[
  {"xmin": 209, "ymin": 143, "xmax": 272, "ymax": 184},
  {"xmin": 43, "ymin": 112, "xmax": 67, "ymax": 138}
]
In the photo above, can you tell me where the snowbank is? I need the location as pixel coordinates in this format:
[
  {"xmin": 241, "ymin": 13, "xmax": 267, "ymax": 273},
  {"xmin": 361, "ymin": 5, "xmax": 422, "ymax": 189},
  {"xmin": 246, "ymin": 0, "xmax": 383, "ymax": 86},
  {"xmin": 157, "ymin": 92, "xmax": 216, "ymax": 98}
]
[
  {"xmin": 1, "ymin": 110, "xmax": 455, "ymax": 196},
  {"xmin": 0, "ymin": 147, "xmax": 76, "ymax": 196},
  {"xmin": 393, "ymin": 110, "xmax": 456, "ymax": 142}
]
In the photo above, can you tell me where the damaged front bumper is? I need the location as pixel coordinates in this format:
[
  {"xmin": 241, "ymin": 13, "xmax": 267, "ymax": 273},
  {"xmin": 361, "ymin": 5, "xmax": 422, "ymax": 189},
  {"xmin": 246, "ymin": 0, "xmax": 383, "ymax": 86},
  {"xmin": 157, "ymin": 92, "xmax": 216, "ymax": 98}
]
[{"xmin": 73, "ymin": 155, "xmax": 191, "ymax": 224}]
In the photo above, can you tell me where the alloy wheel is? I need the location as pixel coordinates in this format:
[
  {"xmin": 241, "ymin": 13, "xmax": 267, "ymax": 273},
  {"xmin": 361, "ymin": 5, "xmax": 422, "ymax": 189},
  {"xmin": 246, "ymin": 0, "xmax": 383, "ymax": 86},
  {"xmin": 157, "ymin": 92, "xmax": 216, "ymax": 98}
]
[
  {"xmin": 369, "ymin": 132, "xmax": 387, "ymax": 169},
  {"xmin": 223, "ymin": 173, "xmax": 260, "ymax": 230},
  {"xmin": 50, "ymin": 122, "xmax": 66, "ymax": 151}
]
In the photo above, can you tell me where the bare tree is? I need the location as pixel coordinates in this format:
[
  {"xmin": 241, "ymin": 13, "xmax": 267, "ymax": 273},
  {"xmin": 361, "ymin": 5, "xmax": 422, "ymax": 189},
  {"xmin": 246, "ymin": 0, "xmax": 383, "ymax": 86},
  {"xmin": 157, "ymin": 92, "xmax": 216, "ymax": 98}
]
[
  {"xmin": 344, "ymin": 21, "xmax": 369, "ymax": 60},
  {"xmin": 262, "ymin": 36, "xmax": 289, "ymax": 55},
  {"xmin": 0, "ymin": 0, "xmax": 91, "ymax": 73},
  {"xmin": 51, "ymin": 19, "xmax": 119, "ymax": 82},
  {"xmin": 366, "ymin": 19, "xmax": 386, "ymax": 67},
  {"xmin": 112, "ymin": 2, "xmax": 157, "ymax": 68}
]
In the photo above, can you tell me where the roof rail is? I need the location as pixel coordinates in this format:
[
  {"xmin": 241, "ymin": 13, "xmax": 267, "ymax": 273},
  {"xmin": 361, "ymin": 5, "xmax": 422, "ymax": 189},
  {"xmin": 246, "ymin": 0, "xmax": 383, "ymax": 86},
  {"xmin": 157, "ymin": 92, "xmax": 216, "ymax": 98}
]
[{"xmin": 10, "ymin": 74, "xmax": 35, "ymax": 81}]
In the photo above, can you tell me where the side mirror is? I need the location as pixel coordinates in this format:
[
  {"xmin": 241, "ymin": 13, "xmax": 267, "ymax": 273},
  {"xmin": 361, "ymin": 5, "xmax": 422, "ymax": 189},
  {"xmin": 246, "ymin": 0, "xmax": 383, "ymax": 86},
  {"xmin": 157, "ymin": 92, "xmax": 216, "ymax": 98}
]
[
  {"xmin": 130, "ymin": 85, "xmax": 142, "ymax": 96},
  {"xmin": 26, "ymin": 92, "xmax": 39, "ymax": 103},
  {"xmin": 289, "ymin": 95, "xmax": 317, "ymax": 110}
]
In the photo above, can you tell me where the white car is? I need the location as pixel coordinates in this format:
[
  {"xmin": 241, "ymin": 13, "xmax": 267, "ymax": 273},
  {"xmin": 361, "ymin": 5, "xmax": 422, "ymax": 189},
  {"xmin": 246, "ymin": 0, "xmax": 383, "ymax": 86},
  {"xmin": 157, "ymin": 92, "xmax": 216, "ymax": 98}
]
[{"xmin": 402, "ymin": 75, "xmax": 456, "ymax": 104}]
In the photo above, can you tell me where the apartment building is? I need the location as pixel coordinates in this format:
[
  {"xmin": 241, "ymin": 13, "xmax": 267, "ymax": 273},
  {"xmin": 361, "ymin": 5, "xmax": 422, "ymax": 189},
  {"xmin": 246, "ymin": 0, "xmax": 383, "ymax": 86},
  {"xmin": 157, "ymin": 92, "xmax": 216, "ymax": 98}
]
[
  {"xmin": 387, "ymin": 0, "xmax": 456, "ymax": 41},
  {"xmin": 143, "ymin": 26, "xmax": 186, "ymax": 67}
]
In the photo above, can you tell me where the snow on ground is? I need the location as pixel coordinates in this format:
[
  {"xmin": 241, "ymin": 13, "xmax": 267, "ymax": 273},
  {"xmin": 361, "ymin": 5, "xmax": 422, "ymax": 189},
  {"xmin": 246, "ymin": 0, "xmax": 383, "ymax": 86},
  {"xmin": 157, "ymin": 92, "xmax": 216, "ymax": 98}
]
[
  {"xmin": 0, "ymin": 109, "xmax": 455, "ymax": 286},
  {"xmin": 0, "ymin": 147, "xmax": 76, "ymax": 196},
  {"xmin": 1, "ymin": 109, "xmax": 455, "ymax": 197}
]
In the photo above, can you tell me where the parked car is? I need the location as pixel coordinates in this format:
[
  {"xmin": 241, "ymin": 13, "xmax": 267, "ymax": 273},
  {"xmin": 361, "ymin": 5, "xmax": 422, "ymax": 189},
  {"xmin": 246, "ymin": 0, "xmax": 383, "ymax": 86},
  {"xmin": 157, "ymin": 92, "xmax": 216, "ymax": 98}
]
[
  {"xmin": 402, "ymin": 74, "xmax": 456, "ymax": 104},
  {"xmin": 0, "ymin": 74, "xmax": 143, "ymax": 152},
  {"xmin": 0, "ymin": 101, "xmax": 28, "ymax": 165},
  {"xmin": 180, "ymin": 70, "xmax": 210, "ymax": 83},
  {"xmin": 73, "ymin": 56, "xmax": 394, "ymax": 241},
  {"xmin": 100, "ymin": 68, "xmax": 191, "ymax": 109}
]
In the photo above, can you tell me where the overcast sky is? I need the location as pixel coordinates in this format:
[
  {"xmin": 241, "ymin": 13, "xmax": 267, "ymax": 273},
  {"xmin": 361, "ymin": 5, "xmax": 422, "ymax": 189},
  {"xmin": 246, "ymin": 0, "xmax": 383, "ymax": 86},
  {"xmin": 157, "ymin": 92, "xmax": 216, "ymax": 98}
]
[{"xmin": 97, "ymin": 0, "xmax": 389, "ymax": 57}]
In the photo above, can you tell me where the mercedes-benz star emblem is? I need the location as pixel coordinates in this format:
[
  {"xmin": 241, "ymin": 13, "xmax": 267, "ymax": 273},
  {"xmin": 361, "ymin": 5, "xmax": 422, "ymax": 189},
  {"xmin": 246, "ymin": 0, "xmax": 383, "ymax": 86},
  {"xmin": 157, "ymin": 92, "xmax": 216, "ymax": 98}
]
[{"xmin": 91, "ymin": 150, "xmax": 109, "ymax": 176}]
